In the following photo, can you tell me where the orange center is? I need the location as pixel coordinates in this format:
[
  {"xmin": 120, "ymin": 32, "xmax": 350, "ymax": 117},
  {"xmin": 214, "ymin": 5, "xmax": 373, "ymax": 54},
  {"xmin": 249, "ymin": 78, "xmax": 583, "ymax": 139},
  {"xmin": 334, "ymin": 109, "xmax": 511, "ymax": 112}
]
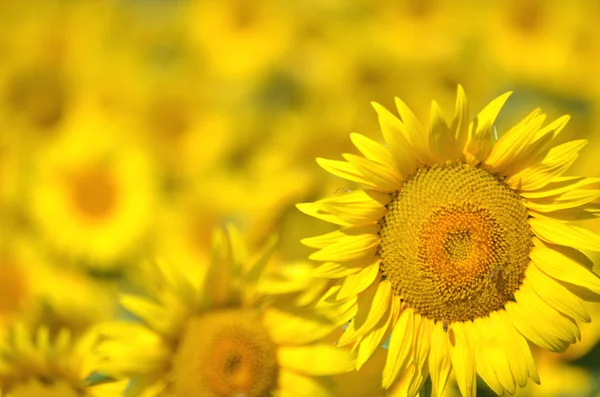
[
  {"xmin": 67, "ymin": 166, "xmax": 118, "ymax": 221},
  {"xmin": 171, "ymin": 309, "xmax": 278, "ymax": 397}
]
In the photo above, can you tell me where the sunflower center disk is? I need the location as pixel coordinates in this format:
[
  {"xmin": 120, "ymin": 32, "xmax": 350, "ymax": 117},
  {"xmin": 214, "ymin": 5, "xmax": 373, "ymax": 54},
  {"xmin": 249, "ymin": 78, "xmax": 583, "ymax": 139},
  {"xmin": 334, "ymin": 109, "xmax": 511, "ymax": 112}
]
[
  {"xmin": 378, "ymin": 163, "xmax": 532, "ymax": 322},
  {"xmin": 68, "ymin": 166, "xmax": 117, "ymax": 221},
  {"xmin": 171, "ymin": 309, "xmax": 278, "ymax": 397}
]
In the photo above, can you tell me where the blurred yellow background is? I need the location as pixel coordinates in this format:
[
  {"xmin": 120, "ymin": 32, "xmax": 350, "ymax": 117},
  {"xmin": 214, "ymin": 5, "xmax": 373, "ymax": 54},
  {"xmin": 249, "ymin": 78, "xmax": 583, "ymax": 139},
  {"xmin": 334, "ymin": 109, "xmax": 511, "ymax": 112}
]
[{"xmin": 1, "ymin": 1, "xmax": 600, "ymax": 396}]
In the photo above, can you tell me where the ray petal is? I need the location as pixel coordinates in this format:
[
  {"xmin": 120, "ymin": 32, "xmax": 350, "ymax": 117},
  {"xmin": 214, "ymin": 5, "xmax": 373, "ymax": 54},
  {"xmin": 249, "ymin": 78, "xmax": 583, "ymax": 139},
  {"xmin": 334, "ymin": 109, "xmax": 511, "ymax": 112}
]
[
  {"xmin": 530, "ymin": 217, "xmax": 600, "ymax": 252},
  {"xmin": 383, "ymin": 308, "xmax": 416, "ymax": 388}
]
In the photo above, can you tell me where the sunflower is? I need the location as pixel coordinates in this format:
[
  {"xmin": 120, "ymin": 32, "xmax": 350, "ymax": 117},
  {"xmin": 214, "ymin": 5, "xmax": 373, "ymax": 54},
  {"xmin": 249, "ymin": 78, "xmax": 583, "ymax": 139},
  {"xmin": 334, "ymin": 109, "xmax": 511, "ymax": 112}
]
[
  {"xmin": 94, "ymin": 226, "xmax": 355, "ymax": 396},
  {"xmin": 27, "ymin": 108, "xmax": 157, "ymax": 269},
  {"xmin": 0, "ymin": 233, "xmax": 119, "ymax": 339},
  {"xmin": 298, "ymin": 86, "xmax": 600, "ymax": 396},
  {"xmin": 0, "ymin": 324, "xmax": 126, "ymax": 397}
]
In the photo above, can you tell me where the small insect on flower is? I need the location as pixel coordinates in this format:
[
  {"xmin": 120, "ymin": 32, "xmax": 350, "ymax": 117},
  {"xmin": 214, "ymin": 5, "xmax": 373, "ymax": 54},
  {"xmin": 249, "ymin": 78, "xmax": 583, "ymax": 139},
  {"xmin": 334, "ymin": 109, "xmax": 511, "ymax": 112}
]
[
  {"xmin": 442, "ymin": 319, "xmax": 449, "ymax": 333},
  {"xmin": 490, "ymin": 265, "xmax": 501, "ymax": 281}
]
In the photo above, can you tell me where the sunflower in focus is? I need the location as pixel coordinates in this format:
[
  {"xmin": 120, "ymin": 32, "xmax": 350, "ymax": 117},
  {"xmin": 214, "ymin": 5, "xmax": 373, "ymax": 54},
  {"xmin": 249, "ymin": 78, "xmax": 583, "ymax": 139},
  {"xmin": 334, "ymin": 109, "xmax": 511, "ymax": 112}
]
[
  {"xmin": 28, "ymin": 110, "xmax": 157, "ymax": 269},
  {"xmin": 94, "ymin": 226, "xmax": 355, "ymax": 396},
  {"xmin": 299, "ymin": 86, "xmax": 600, "ymax": 396},
  {"xmin": 0, "ymin": 324, "xmax": 126, "ymax": 397}
]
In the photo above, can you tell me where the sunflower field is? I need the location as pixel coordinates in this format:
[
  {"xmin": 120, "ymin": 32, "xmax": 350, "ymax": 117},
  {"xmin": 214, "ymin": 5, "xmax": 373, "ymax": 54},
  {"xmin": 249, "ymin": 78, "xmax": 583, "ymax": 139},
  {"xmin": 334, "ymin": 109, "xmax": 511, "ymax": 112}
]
[{"xmin": 2, "ymin": 1, "xmax": 600, "ymax": 396}]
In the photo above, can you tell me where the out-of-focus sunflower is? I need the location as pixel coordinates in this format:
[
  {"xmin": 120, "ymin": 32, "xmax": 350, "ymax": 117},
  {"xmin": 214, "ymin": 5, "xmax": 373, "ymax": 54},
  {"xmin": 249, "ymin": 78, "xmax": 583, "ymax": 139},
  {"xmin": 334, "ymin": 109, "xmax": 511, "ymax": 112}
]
[
  {"xmin": 27, "ymin": 109, "xmax": 158, "ymax": 269},
  {"xmin": 299, "ymin": 86, "xmax": 600, "ymax": 396},
  {"xmin": 0, "ymin": 324, "xmax": 126, "ymax": 397},
  {"xmin": 480, "ymin": 0, "xmax": 585, "ymax": 95},
  {"xmin": 365, "ymin": 0, "xmax": 470, "ymax": 64},
  {"xmin": 94, "ymin": 226, "xmax": 355, "ymax": 396},
  {"xmin": 0, "ymin": 234, "xmax": 119, "ymax": 337},
  {"xmin": 184, "ymin": 0, "xmax": 295, "ymax": 84}
]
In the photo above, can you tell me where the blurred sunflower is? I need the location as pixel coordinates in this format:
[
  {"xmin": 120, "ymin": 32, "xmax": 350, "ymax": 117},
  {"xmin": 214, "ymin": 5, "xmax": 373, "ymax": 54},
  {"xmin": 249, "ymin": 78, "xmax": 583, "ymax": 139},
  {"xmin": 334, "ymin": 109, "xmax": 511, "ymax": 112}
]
[
  {"xmin": 0, "ymin": 234, "xmax": 119, "ymax": 337},
  {"xmin": 95, "ymin": 226, "xmax": 355, "ymax": 396},
  {"xmin": 299, "ymin": 86, "xmax": 600, "ymax": 396},
  {"xmin": 28, "ymin": 109, "xmax": 157, "ymax": 269},
  {"xmin": 480, "ymin": 0, "xmax": 584, "ymax": 94},
  {"xmin": 184, "ymin": 0, "xmax": 295, "ymax": 84},
  {"xmin": 0, "ymin": 324, "xmax": 126, "ymax": 397}
]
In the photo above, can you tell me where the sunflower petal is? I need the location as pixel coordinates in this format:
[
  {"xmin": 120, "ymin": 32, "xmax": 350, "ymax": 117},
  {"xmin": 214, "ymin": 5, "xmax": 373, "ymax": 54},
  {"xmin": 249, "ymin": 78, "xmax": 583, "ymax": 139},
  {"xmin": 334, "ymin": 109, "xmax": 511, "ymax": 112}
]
[
  {"xmin": 509, "ymin": 140, "xmax": 587, "ymax": 191},
  {"xmin": 467, "ymin": 91, "xmax": 512, "ymax": 163},
  {"xmin": 449, "ymin": 321, "xmax": 477, "ymax": 397},
  {"xmin": 372, "ymin": 101, "xmax": 421, "ymax": 175},
  {"xmin": 336, "ymin": 259, "xmax": 381, "ymax": 300},
  {"xmin": 505, "ymin": 284, "xmax": 575, "ymax": 352},
  {"xmin": 316, "ymin": 157, "xmax": 375, "ymax": 187},
  {"xmin": 343, "ymin": 153, "xmax": 403, "ymax": 192},
  {"xmin": 395, "ymin": 97, "xmax": 432, "ymax": 164},
  {"xmin": 429, "ymin": 321, "xmax": 452, "ymax": 397},
  {"xmin": 525, "ymin": 265, "xmax": 591, "ymax": 323},
  {"xmin": 529, "ymin": 244, "xmax": 600, "ymax": 295},
  {"xmin": 350, "ymin": 132, "xmax": 396, "ymax": 170},
  {"xmin": 530, "ymin": 217, "xmax": 600, "ymax": 251},
  {"xmin": 278, "ymin": 345, "xmax": 355, "ymax": 376},
  {"xmin": 278, "ymin": 370, "xmax": 332, "ymax": 397},
  {"xmin": 309, "ymin": 233, "xmax": 379, "ymax": 262},
  {"xmin": 383, "ymin": 308, "xmax": 415, "ymax": 388}
]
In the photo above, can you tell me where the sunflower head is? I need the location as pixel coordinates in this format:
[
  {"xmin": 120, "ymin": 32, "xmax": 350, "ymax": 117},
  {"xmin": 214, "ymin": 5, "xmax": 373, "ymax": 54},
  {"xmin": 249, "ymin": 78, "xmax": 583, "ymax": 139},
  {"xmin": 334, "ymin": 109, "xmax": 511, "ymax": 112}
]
[
  {"xmin": 94, "ymin": 225, "xmax": 355, "ymax": 396},
  {"xmin": 0, "ymin": 324, "xmax": 125, "ymax": 397},
  {"xmin": 299, "ymin": 86, "xmax": 600, "ymax": 396}
]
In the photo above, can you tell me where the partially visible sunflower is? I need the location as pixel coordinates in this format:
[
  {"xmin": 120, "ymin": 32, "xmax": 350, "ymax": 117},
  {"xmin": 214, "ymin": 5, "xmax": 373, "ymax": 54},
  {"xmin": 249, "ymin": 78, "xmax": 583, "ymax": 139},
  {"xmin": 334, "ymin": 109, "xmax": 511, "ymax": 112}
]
[
  {"xmin": 0, "ymin": 234, "xmax": 119, "ymax": 338},
  {"xmin": 94, "ymin": 226, "xmax": 355, "ymax": 396},
  {"xmin": 299, "ymin": 86, "xmax": 600, "ymax": 396},
  {"xmin": 0, "ymin": 324, "xmax": 126, "ymax": 397},
  {"xmin": 27, "ymin": 108, "xmax": 158, "ymax": 269}
]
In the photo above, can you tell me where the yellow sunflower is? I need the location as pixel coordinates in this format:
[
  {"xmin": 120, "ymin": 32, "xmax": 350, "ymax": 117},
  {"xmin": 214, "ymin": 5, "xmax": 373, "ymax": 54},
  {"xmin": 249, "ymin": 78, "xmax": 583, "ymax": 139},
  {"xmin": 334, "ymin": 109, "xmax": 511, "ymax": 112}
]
[
  {"xmin": 0, "ymin": 324, "xmax": 126, "ymax": 397},
  {"xmin": 27, "ymin": 108, "xmax": 157, "ymax": 269},
  {"xmin": 94, "ymin": 226, "xmax": 355, "ymax": 396},
  {"xmin": 298, "ymin": 86, "xmax": 600, "ymax": 396}
]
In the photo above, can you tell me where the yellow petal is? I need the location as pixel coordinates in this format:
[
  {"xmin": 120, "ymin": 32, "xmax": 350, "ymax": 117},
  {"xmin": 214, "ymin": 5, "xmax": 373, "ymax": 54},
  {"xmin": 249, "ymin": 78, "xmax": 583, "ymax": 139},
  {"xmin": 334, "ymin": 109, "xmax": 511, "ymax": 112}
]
[
  {"xmin": 355, "ymin": 299, "xmax": 395, "ymax": 369},
  {"xmin": 450, "ymin": 85, "xmax": 469, "ymax": 159},
  {"xmin": 316, "ymin": 157, "xmax": 375, "ymax": 187},
  {"xmin": 338, "ymin": 277, "xmax": 389, "ymax": 345},
  {"xmin": 505, "ymin": 284, "xmax": 576, "ymax": 352},
  {"xmin": 471, "ymin": 314, "xmax": 513, "ymax": 395},
  {"xmin": 395, "ymin": 97, "xmax": 432, "ymax": 165},
  {"xmin": 495, "ymin": 310, "xmax": 538, "ymax": 386},
  {"xmin": 342, "ymin": 153, "xmax": 404, "ymax": 192},
  {"xmin": 509, "ymin": 140, "xmax": 587, "ymax": 191},
  {"xmin": 428, "ymin": 100, "xmax": 453, "ymax": 162},
  {"xmin": 262, "ymin": 307, "xmax": 336, "ymax": 346},
  {"xmin": 309, "ymin": 233, "xmax": 379, "ymax": 262},
  {"xmin": 372, "ymin": 101, "xmax": 421, "ymax": 175},
  {"xmin": 350, "ymin": 132, "xmax": 397, "ymax": 171},
  {"xmin": 277, "ymin": 345, "xmax": 355, "ymax": 376},
  {"xmin": 312, "ymin": 261, "xmax": 361, "ymax": 279},
  {"xmin": 525, "ymin": 264, "xmax": 590, "ymax": 322},
  {"xmin": 383, "ymin": 308, "xmax": 415, "ymax": 388},
  {"xmin": 449, "ymin": 321, "xmax": 476, "ymax": 397},
  {"xmin": 467, "ymin": 91, "xmax": 512, "ymax": 163},
  {"xmin": 352, "ymin": 280, "xmax": 392, "ymax": 338},
  {"xmin": 320, "ymin": 189, "xmax": 390, "ymax": 226},
  {"xmin": 484, "ymin": 109, "xmax": 544, "ymax": 173},
  {"xmin": 336, "ymin": 259, "xmax": 381, "ymax": 300},
  {"xmin": 524, "ymin": 189, "xmax": 600, "ymax": 213},
  {"xmin": 530, "ymin": 217, "xmax": 600, "ymax": 251},
  {"xmin": 429, "ymin": 321, "xmax": 452, "ymax": 397},
  {"xmin": 529, "ymin": 244, "xmax": 600, "ymax": 295},
  {"xmin": 296, "ymin": 202, "xmax": 349, "ymax": 227},
  {"xmin": 278, "ymin": 369, "xmax": 331, "ymax": 397},
  {"xmin": 520, "ymin": 176, "xmax": 600, "ymax": 199}
]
